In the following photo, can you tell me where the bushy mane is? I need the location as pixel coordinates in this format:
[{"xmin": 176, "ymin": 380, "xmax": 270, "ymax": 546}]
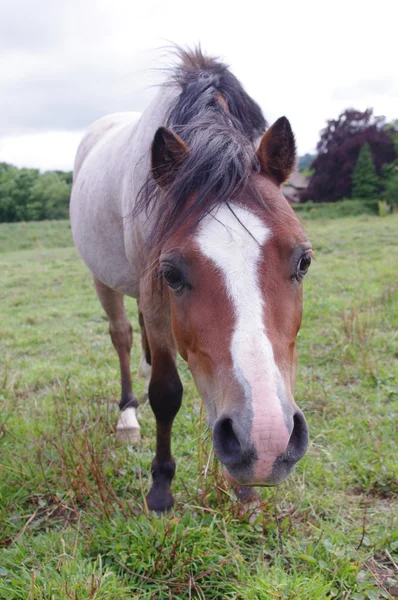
[
  {"xmin": 167, "ymin": 47, "xmax": 266, "ymax": 143},
  {"xmin": 136, "ymin": 46, "xmax": 267, "ymax": 250}
]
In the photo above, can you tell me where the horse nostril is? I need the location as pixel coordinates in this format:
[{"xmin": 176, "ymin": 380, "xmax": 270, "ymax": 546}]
[
  {"xmin": 213, "ymin": 417, "xmax": 243, "ymax": 466},
  {"xmin": 285, "ymin": 410, "xmax": 309, "ymax": 464}
]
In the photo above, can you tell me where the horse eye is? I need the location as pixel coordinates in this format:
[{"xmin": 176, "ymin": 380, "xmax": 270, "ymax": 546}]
[
  {"xmin": 162, "ymin": 267, "xmax": 185, "ymax": 293},
  {"xmin": 296, "ymin": 255, "xmax": 312, "ymax": 280}
]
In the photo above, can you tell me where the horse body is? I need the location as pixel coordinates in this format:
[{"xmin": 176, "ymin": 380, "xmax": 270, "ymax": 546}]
[
  {"xmin": 70, "ymin": 48, "xmax": 312, "ymax": 512},
  {"xmin": 71, "ymin": 86, "xmax": 178, "ymax": 294}
]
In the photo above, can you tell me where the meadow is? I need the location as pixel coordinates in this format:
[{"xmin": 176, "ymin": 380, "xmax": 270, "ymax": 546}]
[{"xmin": 0, "ymin": 215, "xmax": 397, "ymax": 599}]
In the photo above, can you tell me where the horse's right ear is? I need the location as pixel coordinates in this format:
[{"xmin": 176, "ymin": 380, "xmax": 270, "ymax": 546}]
[
  {"xmin": 256, "ymin": 117, "xmax": 296, "ymax": 185},
  {"xmin": 151, "ymin": 127, "xmax": 190, "ymax": 187}
]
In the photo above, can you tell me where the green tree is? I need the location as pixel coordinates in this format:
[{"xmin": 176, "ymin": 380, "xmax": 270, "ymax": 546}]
[
  {"xmin": 28, "ymin": 172, "xmax": 71, "ymax": 220},
  {"xmin": 381, "ymin": 159, "xmax": 398, "ymax": 208},
  {"xmin": 384, "ymin": 119, "xmax": 398, "ymax": 153},
  {"xmin": 298, "ymin": 153, "xmax": 316, "ymax": 171},
  {"xmin": 0, "ymin": 163, "xmax": 19, "ymax": 221},
  {"xmin": 351, "ymin": 142, "xmax": 379, "ymax": 199},
  {"xmin": 379, "ymin": 121, "xmax": 398, "ymax": 208},
  {"xmin": 0, "ymin": 164, "xmax": 40, "ymax": 222},
  {"xmin": 0, "ymin": 163, "xmax": 72, "ymax": 222},
  {"xmin": 383, "ymin": 171, "xmax": 398, "ymax": 207}
]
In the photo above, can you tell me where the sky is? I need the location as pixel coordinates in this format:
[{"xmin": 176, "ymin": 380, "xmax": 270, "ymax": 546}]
[{"xmin": 0, "ymin": 0, "xmax": 396, "ymax": 171}]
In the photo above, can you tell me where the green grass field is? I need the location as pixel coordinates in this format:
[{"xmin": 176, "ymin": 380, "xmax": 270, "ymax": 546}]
[{"xmin": 1, "ymin": 216, "xmax": 397, "ymax": 599}]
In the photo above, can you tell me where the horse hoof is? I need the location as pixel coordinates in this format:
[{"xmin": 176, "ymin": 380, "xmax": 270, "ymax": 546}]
[
  {"xmin": 116, "ymin": 408, "xmax": 141, "ymax": 444},
  {"xmin": 146, "ymin": 492, "xmax": 174, "ymax": 513},
  {"xmin": 116, "ymin": 427, "xmax": 141, "ymax": 444}
]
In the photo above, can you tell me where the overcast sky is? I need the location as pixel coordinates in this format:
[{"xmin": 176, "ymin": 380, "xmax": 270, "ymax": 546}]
[{"xmin": 0, "ymin": 0, "xmax": 396, "ymax": 171}]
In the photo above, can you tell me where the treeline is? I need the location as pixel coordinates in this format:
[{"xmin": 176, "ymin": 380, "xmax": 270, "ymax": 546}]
[
  {"xmin": 298, "ymin": 153, "xmax": 316, "ymax": 173},
  {"xmin": 303, "ymin": 110, "xmax": 398, "ymax": 205},
  {"xmin": 1, "ymin": 109, "xmax": 398, "ymax": 224},
  {"xmin": 0, "ymin": 163, "xmax": 72, "ymax": 223}
]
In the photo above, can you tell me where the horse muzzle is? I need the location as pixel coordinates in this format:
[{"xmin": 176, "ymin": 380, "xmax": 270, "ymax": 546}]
[{"xmin": 212, "ymin": 408, "xmax": 309, "ymax": 486}]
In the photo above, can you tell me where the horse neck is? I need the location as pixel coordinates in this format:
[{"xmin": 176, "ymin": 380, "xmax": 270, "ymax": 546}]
[
  {"xmin": 128, "ymin": 83, "xmax": 179, "ymax": 201},
  {"xmin": 121, "ymin": 85, "xmax": 180, "ymax": 256}
]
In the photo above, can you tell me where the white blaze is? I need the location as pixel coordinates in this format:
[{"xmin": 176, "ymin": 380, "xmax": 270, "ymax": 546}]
[{"xmin": 197, "ymin": 204, "xmax": 289, "ymax": 479}]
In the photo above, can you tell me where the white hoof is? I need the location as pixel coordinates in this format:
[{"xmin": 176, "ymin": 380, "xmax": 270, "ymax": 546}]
[
  {"xmin": 116, "ymin": 408, "xmax": 141, "ymax": 444},
  {"xmin": 116, "ymin": 428, "xmax": 141, "ymax": 444}
]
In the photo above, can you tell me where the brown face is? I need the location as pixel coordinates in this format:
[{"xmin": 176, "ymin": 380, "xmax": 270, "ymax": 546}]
[
  {"xmin": 158, "ymin": 174, "xmax": 312, "ymax": 487},
  {"xmin": 152, "ymin": 116, "xmax": 311, "ymax": 487}
]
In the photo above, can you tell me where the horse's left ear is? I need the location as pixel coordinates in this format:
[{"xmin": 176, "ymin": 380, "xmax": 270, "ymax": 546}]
[
  {"xmin": 256, "ymin": 117, "xmax": 296, "ymax": 185},
  {"xmin": 151, "ymin": 127, "xmax": 190, "ymax": 187}
]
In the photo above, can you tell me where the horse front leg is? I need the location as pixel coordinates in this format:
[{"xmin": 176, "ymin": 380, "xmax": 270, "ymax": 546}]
[
  {"xmin": 145, "ymin": 348, "xmax": 183, "ymax": 512},
  {"xmin": 138, "ymin": 301, "xmax": 183, "ymax": 512}
]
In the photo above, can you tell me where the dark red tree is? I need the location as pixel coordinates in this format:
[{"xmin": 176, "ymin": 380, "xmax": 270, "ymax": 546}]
[{"xmin": 303, "ymin": 109, "xmax": 396, "ymax": 202}]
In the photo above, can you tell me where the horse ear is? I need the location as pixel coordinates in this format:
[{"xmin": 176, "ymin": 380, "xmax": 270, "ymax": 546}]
[
  {"xmin": 151, "ymin": 127, "xmax": 190, "ymax": 187},
  {"xmin": 256, "ymin": 117, "xmax": 296, "ymax": 185}
]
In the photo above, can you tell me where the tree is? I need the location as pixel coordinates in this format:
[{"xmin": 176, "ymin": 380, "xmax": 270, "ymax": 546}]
[
  {"xmin": 303, "ymin": 109, "xmax": 396, "ymax": 202},
  {"xmin": 0, "ymin": 163, "xmax": 19, "ymax": 221},
  {"xmin": 383, "ymin": 169, "xmax": 398, "ymax": 208},
  {"xmin": 380, "ymin": 151, "xmax": 398, "ymax": 208},
  {"xmin": 384, "ymin": 119, "xmax": 398, "ymax": 154},
  {"xmin": 0, "ymin": 164, "xmax": 40, "ymax": 222},
  {"xmin": 0, "ymin": 163, "xmax": 72, "ymax": 222},
  {"xmin": 351, "ymin": 143, "xmax": 379, "ymax": 199},
  {"xmin": 377, "ymin": 121, "xmax": 398, "ymax": 208},
  {"xmin": 298, "ymin": 153, "xmax": 316, "ymax": 171},
  {"xmin": 28, "ymin": 172, "xmax": 70, "ymax": 220}
]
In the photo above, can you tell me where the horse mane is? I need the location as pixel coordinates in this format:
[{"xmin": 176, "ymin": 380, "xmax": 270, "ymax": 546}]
[
  {"xmin": 135, "ymin": 46, "xmax": 268, "ymax": 251},
  {"xmin": 167, "ymin": 46, "xmax": 266, "ymax": 143}
]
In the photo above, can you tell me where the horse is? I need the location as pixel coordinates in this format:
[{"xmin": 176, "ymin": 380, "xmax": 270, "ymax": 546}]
[{"xmin": 70, "ymin": 47, "xmax": 312, "ymax": 513}]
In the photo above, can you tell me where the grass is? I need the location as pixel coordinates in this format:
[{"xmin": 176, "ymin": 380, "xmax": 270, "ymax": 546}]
[
  {"xmin": 0, "ymin": 220, "xmax": 73, "ymax": 254},
  {"xmin": 0, "ymin": 215, "xmax": 397, "ymax": 599}
]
